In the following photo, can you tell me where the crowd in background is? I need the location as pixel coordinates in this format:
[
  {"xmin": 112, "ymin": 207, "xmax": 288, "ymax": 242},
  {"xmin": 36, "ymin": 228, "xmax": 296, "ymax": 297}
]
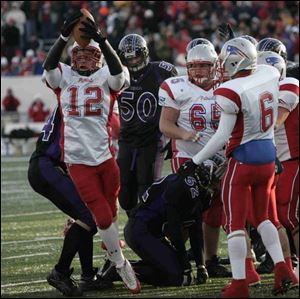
[{"xmin": 1, "ymin": 1, "xmax": 299, "ymax": 77}]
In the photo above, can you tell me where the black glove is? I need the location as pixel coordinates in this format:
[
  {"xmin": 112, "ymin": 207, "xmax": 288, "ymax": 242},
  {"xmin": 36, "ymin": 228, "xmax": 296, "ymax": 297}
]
[
  {"xmin": 178, "ymin": 160, "xmax": 198, "ymax": 177},
  {"xmin": 218, "ymin": 23, "xmax": 235, "ymax": 41},
  {"xmin": 79, "ymin": 18, "xmax": 106, "ymax": 44},
  {"xmin": 61, "ymin": 10, "xmax": 83, "ymax": 38},
  {"xmin": 275, "ymin": 157, "xmax": 283, "ymax": 175},
  {"xmin": 182, "ymin": 267, "xmax": 194, "ymax": 286},
  {"xmin": 196, "ymin": 265, "xmax": 209, "ymax": 284}
]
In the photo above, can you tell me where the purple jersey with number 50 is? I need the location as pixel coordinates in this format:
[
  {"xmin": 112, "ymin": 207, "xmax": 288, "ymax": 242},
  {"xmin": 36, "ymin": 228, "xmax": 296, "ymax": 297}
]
[{"xmin": 118, "ymin": 61, "xmax": 177, "ymax": 147}]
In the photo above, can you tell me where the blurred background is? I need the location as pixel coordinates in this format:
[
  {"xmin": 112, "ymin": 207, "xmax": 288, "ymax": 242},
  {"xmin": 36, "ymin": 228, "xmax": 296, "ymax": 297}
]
[{"xmin": 1, "ymin": 1, "xmax": 299, "ymax": 155}]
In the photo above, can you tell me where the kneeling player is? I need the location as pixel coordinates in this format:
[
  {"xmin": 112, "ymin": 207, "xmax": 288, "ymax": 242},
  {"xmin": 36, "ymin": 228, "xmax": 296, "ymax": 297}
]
[{"xmin": 99, "ymin": 159, "xmax": 225, "ymax": 286}]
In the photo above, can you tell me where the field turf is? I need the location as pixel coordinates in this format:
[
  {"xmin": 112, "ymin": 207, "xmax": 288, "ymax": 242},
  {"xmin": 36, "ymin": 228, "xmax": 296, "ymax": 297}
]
[{"xmin": 1, "ymin": 156, "xmax": 298, "ymax": 298}]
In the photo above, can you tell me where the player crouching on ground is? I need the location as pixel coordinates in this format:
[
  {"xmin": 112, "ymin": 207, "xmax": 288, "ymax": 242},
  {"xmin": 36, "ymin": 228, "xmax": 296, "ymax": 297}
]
[{"xmin": 98, "ymin": 158, "xmax": 226, "ymax": 286}]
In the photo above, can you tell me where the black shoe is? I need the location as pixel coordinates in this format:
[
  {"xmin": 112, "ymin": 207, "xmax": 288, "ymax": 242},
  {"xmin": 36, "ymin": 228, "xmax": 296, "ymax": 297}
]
[
  {"xmin": 253, "ymin": 240, "xmax": 266, "ymax": 263},
  {"xmin": 47, "ymin": 267, "xmax": 82, "ymax": 297},
  {"xmin": 97, "ymin": 258, "xmax": 120, "ymax": 282},
  {"xmin": 79, "ymin": 267, "xmax": 113, "ymax": 292},
  {"xmin": 291, "ymin": 253, "xmax": 298, "ymax": 268},
  {"xmin": 196, "ymin": 266, "xmax": 209, "ymax": 284},
  {"xmin": 187, "ymin": 248, "xmax": 194, "ymax": 262},
  {"xmin": 257, "ymin": 252, "xmax": 274, "ymax": 274},
  {"xmin": 219, "ymin": 257, "xmax": 230, "ymax": 265},
  {"xmin": 206, "ymin": 255, "xmax": 232, "ymax": 278}
]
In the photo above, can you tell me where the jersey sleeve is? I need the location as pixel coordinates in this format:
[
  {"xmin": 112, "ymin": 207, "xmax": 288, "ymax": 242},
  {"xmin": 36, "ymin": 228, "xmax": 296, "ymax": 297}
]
[
  {"xmin": 42, "ymin": 62, "xmax": 70, "ymax": 91},
  {"xmin": 159, "ymin": 80, "xmax": 180, "ymax": 110},
  {"xmin": 214, "ymin": 87, "xmax": 241, "ymax": 114},
  {"xmin": 279, "ymin": 78, "xmax": 299, "ymax": 112},
  {"xmin": 107, "ymin": 66, "xmax": 130, "ymax": 92}
]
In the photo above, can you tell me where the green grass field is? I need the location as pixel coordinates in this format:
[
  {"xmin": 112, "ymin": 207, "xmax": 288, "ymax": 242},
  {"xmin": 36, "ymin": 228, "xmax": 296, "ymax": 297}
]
[{"xmin": 1, "ymin": 156, "xmax": 298, "ymax": 298}]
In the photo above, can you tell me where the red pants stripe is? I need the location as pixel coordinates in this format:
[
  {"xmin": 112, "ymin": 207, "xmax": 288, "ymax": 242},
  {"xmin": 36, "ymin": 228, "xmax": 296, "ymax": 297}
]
[
  {"xmin": 67, "ymin": 158, "xmax": 120, "ymax": 229},
  {"xmin": 221, "ymin": 157, "xmax": 275, "ymax": 234},
  {"xmin": 276, "ymin": 160, "xmax": 299, "ymax": 230}
]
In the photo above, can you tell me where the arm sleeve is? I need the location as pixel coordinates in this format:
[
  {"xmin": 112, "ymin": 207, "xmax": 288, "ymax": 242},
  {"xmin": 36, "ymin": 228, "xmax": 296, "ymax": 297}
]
[
  {"xmin": 43, "ymin": 36, "xmax": 67, "ymax": 71},
  {"xmin": 189, "ymin": 210, "xmax": 204, "ymax": 267},
  {"xmin": 166, "ymin": 203, "xmax": 189, "ymax": 269},
  {"xmin": 192, "ymin": 112, "xmax": 237, "ymax": 165}
]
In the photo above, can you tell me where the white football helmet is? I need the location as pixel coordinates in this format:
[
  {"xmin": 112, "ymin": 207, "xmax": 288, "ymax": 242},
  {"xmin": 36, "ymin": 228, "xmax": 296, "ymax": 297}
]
[
  {"xmin": 257, "ymin": 51, "xmax": 286, "ymax": 80},
  {"xmin": 218, "ymin": 37, "xmax": 257, "ymax": 79},
  {"xmin": 186, "ymin": 44, "xmax": 218, "ymax": 88},
  {"xmin": 71, "ymin": 39, "xmax": 102, "ymax": 74},
  {"xmin": 186, "ymin": 38, "xmax": 215, "ymax": 53}
]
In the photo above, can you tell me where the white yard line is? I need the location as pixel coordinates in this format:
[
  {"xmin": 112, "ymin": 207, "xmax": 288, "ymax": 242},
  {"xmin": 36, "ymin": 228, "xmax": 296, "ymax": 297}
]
[
  {"xmin": 2, "ymin": 210, "xmax": 59, "ymax": 218},
  {"xmin": 1, "ymin": 180, "xmax": 27, "ymax": 185},
  {"xmin": 1, "ymin": 167, "xmax": 29, "ymax": 172},
  {"xmin": 2, "ymin": 237, "xmax": 63, "ymax": 245},
  {"xmin": 1, "ymin": 156, "xmax": 30, "ymax": 163},
  {"xmin": 2, "ymin": 252, "xmax": 49, "ymax": 260},
  {"xmin": 1, "ymin": 280, "xmax": 46, "ymax": 288},
  {"xmin": 1, "ymin": 190, "xmax": 32, "ymax": 195}
]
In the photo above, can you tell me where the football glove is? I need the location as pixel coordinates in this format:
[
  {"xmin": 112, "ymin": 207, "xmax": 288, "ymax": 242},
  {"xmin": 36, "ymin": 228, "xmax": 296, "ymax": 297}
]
[
  {"xmin": 61, "ymin": 10, "xmax": 83, "ymax": 38},
  {"xmin": 79, "ymin": 18, "xmax": 106, "ymax": 43},
  {"xmin": 218, "ymin": 23, "xmax": 235, "ymax": 41},
  {"xmin": 182, "ymin": 267, "xmax": 195, "ymax": 286},
  {"xmin": 275, "ymin": 157, "xmax": 283, "ymax": 175},
  {"xmin": 178, "ymin": 160, "xmax": 198, "ymax": 177},
  {"xmin": 196, "ymin": 265, "xmax": 209, "ymax": 284}
]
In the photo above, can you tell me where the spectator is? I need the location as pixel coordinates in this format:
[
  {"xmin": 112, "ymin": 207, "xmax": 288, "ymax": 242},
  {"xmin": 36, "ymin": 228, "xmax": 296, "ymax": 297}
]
[
  {"xmin": 2, "ymin": 18, "xmax": 20, "ymax": 63},
  {"xmin": 7, "ymin": 56, "xmax": 21, "ymax": 76},
  {"xmin": 2, "ymin": 88, "xmax": 20, "ymax": 112},
  {"xmin": 28, "ymin": 95, "xmax": 50, "ymax": 122},
  {"xmin": 1, "ymin": 57, "xmax": 10, "ymax": 76},
  {"xmin": 4, "ymin": 2, "xmax": 26, "ymax": 37}
]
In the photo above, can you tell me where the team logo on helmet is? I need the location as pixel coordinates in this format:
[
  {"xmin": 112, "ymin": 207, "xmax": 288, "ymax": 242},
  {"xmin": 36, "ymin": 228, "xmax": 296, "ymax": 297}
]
[
  {"xmin": 226, "ymin": 45, "xmax": 250, "ymax": 58},
  {"xmin": 265, "ymin": 56, "xmax": 281, "ymax": 65}
]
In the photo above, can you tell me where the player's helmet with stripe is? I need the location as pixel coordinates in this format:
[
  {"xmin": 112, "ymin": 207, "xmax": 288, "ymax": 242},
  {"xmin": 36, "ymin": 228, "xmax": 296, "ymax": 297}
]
[
  {"xmin": 240, "ymin": 35, "xmax": 258, "ymax": 46},
  {"xmin": 218, "ymin": 37, "xmax": 257, "ymax": 79},
  {"xmin": 71, "ymin": 40, "xmax": 102, "ymax": 74},
  {"xmin": 118, "ymin": 34, "xmax": 149, "ymax": 72},
  {"xmin": 186, "ymin": 44, "xmax": 218, "ymax": 88},
  {"xmin": 186, "ymin": 38, "xmax": 215, "ymax": 53},
  {"xmin": 257, "ymin": 51, "xmax": 286, "ymax": 80},
  {"xmin": 256, "ymin": 38, "xmax": 287, "ymax": 62}
]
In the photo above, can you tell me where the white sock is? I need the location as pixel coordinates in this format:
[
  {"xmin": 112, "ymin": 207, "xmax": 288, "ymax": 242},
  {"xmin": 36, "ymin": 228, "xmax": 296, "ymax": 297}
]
[
  {"xmin": 295, "ymin": 263, "xmax": 299, "ymax": 281},
  {"xmin": 98, "ymin": 223, "xmax": 125, "ymax": 267},
  {"xmin": 257, "ymin": 220, "xmax": 284, "ymax": 264},
  {"xmin": 227, "ymin": 230, "xmax": 247, "ymax": 280}
]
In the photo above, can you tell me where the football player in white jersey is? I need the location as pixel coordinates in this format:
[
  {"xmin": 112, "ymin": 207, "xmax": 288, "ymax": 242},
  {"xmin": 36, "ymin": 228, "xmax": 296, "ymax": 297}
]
[
  {"xmin": 159, "ymin": 42, "xmax": 233, "ymax": 280},
  {"xmin": 42, "ymin": 11, "xmax": 140, "ymax": 294},
  {"xmin": 258, "ymin": 51, "xmax": 299, "ymax": 282},
  {"xmin": 182, "ymin": 37, "xmax": 293, "ymax": 297}
]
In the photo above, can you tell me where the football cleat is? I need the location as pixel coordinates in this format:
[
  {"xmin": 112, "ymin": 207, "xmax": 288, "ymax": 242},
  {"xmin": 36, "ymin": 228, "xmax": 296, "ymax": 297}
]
[
  {"xmin": 206, "ymin": 255, "xmax": 232, "ymax": 278},
  {"xmin": 221, "ymin": 279, "xmax": 249, "ymax": 298},
  {"xmin": 257, "ymin": 252, "xmax": 274, "ymax": 274},
  {"xmin": 196, "ymin": 266, "xmax": 209, "ymax": 284},
  {"xmin": 273, "ymin": 262, "xmax": 292, "ymax": 295},
  {"xmin": 47, "ymin": 267, "xmax": 82, "ymax": 297},
  {"xmin": 246, "ymin": 269, "xmax": 261, "ymax": 287},
  {"xmin": 79, "ymin": 267, "xmax": 113, "ymax": 292},
  {"xmin": 116, "ymin": 259, "xmax": 141, "ymax": 294},
  {"xmin": 97, "ymin": 258, "xmax": 121, "ymax": 282}
]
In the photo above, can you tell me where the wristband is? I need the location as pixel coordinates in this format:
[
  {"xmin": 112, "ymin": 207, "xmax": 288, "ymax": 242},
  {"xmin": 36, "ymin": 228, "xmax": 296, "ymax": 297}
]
[{"xmin": 60, "ymin": 34, "xmax": 70, "ymax": 42}]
